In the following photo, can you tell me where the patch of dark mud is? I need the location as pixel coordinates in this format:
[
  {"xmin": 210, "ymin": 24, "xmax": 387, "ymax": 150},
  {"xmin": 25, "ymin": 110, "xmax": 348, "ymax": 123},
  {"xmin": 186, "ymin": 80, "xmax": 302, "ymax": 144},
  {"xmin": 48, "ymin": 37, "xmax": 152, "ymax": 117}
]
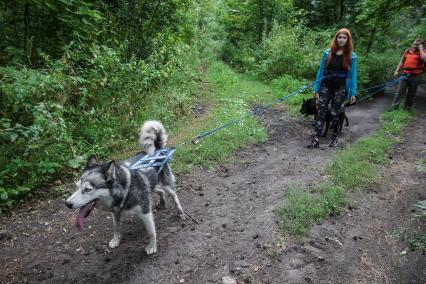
[
  {"xmin": 259, "ymin": 89, "xmax": 426, "ymax": 284},
  {"xmin": 191, "ymin": 101, "xmax": 208, "ymax": 117}
]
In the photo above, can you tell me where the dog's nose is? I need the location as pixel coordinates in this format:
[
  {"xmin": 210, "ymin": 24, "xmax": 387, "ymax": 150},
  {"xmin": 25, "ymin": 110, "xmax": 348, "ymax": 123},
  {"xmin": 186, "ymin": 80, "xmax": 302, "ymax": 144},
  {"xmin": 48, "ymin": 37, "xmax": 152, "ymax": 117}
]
[{"xmin": 65, "ymin": 200, "xmax": 73, "ymax": 209}]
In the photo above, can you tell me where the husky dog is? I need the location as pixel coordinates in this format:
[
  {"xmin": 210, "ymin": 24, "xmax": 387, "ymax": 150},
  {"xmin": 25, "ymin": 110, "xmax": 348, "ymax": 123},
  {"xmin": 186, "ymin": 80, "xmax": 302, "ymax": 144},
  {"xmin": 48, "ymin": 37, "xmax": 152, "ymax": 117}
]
[
  {"xmin": 300, "ymin": 98, "xmax": 351, "ymax": 137},
  {"xmin": 65, "ymin": 120, "xmax": 185, "ymax": 254}
]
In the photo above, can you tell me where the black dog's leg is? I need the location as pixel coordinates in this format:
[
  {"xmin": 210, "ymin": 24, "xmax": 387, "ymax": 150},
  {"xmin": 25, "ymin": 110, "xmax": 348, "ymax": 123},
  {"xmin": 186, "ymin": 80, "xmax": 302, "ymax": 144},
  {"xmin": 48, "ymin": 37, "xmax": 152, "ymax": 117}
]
[
  {"xmin": 339, "ymin": 113, "xmax": 344, "ymax": 133},
  {"xmin": 344, "ymin": 113, "xmax": 349, "ymax": 126},
  {"xmin": 323, "ymin": 112, "xmax": 330, "ymax": 137},
  {"xmin": 312, "ymin": 112, "xmax": 318, "ymax": 127}
]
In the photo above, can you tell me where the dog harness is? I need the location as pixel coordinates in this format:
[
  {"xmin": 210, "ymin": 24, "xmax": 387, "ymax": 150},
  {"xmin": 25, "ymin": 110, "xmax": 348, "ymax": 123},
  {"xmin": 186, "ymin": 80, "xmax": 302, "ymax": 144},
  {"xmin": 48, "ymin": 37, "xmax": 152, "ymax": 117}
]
[{"xmin": 126, "ymin": 148, "xmax": 176, "ymax": 175}]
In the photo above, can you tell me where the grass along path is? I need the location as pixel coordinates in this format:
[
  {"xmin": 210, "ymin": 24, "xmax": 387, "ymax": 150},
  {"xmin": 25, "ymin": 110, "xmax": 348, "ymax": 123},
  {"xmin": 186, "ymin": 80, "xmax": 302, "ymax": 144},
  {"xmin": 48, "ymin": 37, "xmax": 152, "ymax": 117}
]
[
  {"xmin": 274, "ymin": 109, "xmax": 414, "ymax": 235},
  {"xmin": 160, "ymin": 60, "xmax": 311, "ymax": 173}
]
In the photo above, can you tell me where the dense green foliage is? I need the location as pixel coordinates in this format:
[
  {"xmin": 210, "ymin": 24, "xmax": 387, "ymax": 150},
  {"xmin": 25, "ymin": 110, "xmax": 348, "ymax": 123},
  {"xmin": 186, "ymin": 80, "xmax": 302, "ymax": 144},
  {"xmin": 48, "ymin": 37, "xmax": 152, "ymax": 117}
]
[
  {"xmin": 0, "ymin": 0, "xmax": 200, "ymax": 211},
  {"xmin": 1, "ymin": 0, "xmax": 424, "ymax": 212},
  {"xmin": 220, "ymin": 0, "xmax": 425, "ymax": 84}
]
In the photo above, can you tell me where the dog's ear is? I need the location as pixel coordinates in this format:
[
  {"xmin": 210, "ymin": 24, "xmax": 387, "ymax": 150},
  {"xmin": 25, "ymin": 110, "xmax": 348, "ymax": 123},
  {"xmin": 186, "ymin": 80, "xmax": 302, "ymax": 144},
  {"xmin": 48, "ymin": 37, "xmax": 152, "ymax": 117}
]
[
  {"xmin": 105, "ymin": 160, "xmax": 117, "ymax": 182},
  {"xmin": 86, "ymin": 155, "xmax": 97, "ymax": 168}
]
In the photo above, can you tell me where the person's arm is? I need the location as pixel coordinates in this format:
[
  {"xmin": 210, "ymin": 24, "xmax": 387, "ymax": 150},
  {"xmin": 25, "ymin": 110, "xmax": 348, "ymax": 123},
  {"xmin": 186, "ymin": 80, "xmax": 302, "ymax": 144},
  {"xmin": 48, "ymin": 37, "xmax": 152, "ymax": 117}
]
[
  {"xmin": 313, "ymin": 51, "xmax": 327, "ymax": 97},
  {"xmin": 393, "ymin": 60, "xmax": 404, "ymax": 77},
  {"xmin": 394, "ymin": 50, "xmax": 407, "ymax": 77},
  {"xmin": 349, "ymin": 56, "xmax": 357, "ymax": 103},
  {"xmin": 418, "ymin": 44, "xmax": 426, "ymax": 62}
]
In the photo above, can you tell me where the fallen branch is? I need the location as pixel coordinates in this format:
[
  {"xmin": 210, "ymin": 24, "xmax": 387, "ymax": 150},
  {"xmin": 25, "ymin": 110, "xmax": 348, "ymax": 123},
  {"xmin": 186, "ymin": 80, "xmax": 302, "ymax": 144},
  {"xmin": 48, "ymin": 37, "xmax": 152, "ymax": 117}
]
[{"xmin": 184, "ymin": 210, "xmax": 200, "ymax": 224}]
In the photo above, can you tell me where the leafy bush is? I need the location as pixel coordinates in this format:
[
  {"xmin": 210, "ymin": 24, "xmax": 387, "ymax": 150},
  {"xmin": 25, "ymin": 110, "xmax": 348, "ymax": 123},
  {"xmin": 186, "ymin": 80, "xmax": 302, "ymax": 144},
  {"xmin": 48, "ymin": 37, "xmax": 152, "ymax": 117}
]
[
  {"xmin": 0, "ymin": 40, "xmax": 200, "ymax": 213},
  {"xmin": 357, "ymin": 51, "xmax": 401, "ymax": 90},
  {"xmin": 0, "ymin": 0, "xmax": 202, "ymax": 213},
  {"xmin": 254, "ymin": 25, "xmax": 329, "ymax": 80}
]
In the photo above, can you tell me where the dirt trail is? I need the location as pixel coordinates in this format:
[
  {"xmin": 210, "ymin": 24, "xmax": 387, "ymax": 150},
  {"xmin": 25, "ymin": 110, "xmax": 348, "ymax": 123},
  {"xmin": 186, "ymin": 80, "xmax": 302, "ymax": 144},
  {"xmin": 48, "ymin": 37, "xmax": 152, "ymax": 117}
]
[
  {"xmin": 1, "ymin": 87, "xmax": 425, "ymax": 284},
  {"xmin": 261, "ymin": 87, "xmax": 426, "ymax": 284}
]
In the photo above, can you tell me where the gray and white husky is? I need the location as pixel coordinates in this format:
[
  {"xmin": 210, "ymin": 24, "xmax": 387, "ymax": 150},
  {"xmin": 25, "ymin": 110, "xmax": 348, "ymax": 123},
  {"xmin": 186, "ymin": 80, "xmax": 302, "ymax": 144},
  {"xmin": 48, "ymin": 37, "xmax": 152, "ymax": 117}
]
[{"xmin": 65, "ymin": 120, "xmax": 185, "ymax": 255}]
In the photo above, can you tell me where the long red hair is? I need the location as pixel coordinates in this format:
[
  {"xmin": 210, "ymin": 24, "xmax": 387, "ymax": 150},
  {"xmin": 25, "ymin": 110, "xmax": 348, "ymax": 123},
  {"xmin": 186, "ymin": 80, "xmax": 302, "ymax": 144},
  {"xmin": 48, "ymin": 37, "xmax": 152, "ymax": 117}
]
[{"xmin": 326, "ymin": 28, "xmax": 353, "ymax": 71}]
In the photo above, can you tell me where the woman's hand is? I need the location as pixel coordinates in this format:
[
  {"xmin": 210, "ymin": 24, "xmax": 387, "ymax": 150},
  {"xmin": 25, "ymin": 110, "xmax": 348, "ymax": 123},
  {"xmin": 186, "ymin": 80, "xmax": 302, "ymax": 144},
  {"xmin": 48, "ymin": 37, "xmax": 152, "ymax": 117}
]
[
  {"xmin": 313, "ymin": 92, "xmax": 319, "ymax": 98},
  {"xmin": 350, "ymin": 96, "xmax": 356, "ymax": 104},
  {"xmin": 393, "ymin": 71, "xmax": 399, "ymax": 78}
]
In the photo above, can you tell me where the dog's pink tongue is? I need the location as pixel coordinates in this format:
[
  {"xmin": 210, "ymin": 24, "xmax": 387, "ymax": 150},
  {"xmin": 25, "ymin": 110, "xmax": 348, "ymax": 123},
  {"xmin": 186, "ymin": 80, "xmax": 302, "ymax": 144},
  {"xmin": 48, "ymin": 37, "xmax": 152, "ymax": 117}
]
[{"xmin": 75, "ymin": 205, "xmax": 90, "ymax": 230}]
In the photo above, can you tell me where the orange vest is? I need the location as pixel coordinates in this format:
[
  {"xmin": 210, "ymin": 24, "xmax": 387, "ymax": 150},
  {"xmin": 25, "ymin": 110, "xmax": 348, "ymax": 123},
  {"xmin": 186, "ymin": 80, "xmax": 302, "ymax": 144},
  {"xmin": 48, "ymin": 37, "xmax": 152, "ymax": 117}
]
[{"xmin": 403, "ymin": 48, "xmax": 426, "ymax": 74}]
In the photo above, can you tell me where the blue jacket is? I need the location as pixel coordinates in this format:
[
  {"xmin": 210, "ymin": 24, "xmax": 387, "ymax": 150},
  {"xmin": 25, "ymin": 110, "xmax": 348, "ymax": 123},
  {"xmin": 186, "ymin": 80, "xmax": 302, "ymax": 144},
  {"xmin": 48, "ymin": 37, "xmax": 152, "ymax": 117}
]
[{"xmin": 313, "ymin": 48, "xmax": 357, "ymax": 97}]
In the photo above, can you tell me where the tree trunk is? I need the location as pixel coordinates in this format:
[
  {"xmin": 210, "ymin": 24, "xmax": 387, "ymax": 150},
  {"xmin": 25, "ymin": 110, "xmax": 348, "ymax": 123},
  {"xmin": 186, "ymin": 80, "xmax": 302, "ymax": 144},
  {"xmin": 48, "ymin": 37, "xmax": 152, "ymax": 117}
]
[
  {"xmin": 266, "ymin": 0, "xmax": 275, "ymax": 37},
  {"xmin": 366, "ymin": 25, "xmax": 376, "ymax": 54},
  {"xmin": 13, "ymin": 1, "xmax": 18, "ymax": 36},
  {"xmin": 24, "ymin": 0, "xmax": 29, "ymax": 58}
]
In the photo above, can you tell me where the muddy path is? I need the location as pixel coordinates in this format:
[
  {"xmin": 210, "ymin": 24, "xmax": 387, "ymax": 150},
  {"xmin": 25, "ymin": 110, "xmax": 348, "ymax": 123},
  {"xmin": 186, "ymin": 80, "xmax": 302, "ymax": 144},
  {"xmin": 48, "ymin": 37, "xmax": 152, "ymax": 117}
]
[
  {"xmin": 1, "ymin": 88, "xmax": 425, "ymax": 284},
  {"xmin": 261, "ymin": 87, "xmax": 426, "ymax": 284}
]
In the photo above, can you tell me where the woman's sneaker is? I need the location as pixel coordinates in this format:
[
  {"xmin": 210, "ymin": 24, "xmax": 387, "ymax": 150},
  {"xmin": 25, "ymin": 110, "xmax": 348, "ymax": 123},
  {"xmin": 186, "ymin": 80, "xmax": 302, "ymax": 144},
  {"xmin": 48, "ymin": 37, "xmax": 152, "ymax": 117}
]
[
  {"xmin": 310, "ymin": 137, "xmax": 320, "ymax": 148},
  {"xmin": 329, "ymin": 136, "xmax": 338, "ymax": 147}
]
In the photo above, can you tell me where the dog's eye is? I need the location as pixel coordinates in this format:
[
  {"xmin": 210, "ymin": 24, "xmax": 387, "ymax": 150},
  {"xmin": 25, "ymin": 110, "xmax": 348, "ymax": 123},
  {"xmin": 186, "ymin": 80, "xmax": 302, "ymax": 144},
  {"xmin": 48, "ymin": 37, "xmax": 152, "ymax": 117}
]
[{"xmin": 84, "ymin": 187, "xmax": 92, "ymax": 193}]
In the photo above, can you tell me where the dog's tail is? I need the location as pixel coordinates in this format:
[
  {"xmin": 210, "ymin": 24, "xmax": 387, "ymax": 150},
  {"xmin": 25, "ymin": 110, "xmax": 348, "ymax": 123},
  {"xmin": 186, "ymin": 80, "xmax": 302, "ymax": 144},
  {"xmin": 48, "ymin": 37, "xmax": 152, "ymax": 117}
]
[{"xmin": 138, "ymin": 120, "xmax": 168, "ymax": 155}]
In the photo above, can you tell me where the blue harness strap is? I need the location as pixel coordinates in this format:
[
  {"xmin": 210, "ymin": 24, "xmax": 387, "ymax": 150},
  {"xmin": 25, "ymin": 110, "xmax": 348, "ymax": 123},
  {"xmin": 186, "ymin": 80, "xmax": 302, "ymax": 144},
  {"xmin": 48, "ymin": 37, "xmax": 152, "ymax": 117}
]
[{"xmin": 127, "ymin": 147, "xmax": 176, "ymax": 175}]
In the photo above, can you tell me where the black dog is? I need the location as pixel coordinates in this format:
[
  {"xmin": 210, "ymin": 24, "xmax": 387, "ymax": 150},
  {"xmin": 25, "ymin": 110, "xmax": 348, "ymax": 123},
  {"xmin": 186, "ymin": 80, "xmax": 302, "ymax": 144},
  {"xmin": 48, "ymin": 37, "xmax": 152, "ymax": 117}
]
[{"xmin": 300, "ymin": 98, "xmax": 352, "ymax": 137}]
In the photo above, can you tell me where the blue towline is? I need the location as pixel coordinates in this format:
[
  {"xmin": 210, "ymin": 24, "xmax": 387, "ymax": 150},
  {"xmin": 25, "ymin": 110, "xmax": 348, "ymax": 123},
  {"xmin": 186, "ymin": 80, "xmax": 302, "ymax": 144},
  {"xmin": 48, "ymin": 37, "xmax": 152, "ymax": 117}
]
[{"xmin": 128, "ymin": 75, "xmax": 406, "ymax": 171}]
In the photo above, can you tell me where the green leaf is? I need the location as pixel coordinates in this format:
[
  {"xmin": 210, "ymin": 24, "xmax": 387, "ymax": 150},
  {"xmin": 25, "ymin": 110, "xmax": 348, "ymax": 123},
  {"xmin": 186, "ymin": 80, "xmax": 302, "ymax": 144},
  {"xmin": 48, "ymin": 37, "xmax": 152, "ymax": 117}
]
[
  {"xmin": 68, "ymin": 156, "xmax": 86, "ymax": 169},
  {"xmin": 0, "ymin": 192, "xmax": 8, "ymax": 201},
  {"xmin": 9, "ymin": 133, "xmax": 18, "ymax": 142}
]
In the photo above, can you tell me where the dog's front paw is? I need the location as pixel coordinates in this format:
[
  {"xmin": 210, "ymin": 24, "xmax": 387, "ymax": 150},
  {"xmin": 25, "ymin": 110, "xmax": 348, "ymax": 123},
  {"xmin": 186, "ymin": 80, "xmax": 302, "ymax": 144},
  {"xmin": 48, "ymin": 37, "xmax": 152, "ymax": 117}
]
[
  {"xmin": 177, "ymin": 213, "xmax": 186, "ymax": 221},
  {"xmin": 109, "ymin": 237, "xmax": 121, "ymax": 248},
  {"xmin": 145, "ymin": 244, "xmax": 157, "ymax": 255}
]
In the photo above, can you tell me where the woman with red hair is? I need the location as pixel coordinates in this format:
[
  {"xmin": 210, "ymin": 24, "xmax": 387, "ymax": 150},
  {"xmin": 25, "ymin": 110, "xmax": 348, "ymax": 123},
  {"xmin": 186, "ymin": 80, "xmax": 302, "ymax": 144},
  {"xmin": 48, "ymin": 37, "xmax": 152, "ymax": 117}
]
[{"xmin": 310, "ymin": 28, "xmax": 357, "ymax": 148}]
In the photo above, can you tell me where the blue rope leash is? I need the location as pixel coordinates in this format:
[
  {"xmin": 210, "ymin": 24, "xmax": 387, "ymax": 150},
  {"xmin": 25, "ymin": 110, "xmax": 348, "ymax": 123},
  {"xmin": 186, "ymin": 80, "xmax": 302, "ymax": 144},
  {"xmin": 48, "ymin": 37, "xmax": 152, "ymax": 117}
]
[
  {"xmin": 357, "ymin": 80, "xmax": 397, "ymax": 93},
  {"xmin": 127, "ymin": 75, "xmax": 406, "ymax": 173},
  {"xmin": 356, "ymin": 76, "xmax": 406, "ymax": 104},
  {"xmin": 190, "ymin": 74, "xmax": 337, "ymax": 144},
  {"xmin": 127, "ymin": 75, "xmax": 408, "ymax": 174},
  {"xmin": 174, "ymin": 74, "xmax": 407, "ymax": 147}
]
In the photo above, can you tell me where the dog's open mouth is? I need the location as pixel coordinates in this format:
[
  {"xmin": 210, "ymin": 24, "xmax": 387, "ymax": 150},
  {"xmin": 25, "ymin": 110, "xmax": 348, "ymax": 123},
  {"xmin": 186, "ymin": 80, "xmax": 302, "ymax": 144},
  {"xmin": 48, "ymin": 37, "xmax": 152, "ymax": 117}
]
[{"xmin": 75, "ymin": 199, "xmax": 99, "ymax": 230}]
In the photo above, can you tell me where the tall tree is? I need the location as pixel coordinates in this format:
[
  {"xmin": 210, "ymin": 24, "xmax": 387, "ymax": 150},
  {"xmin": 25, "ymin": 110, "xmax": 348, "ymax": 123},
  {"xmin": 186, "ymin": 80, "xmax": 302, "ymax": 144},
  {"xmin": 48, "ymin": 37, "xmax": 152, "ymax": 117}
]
[{"xmin": 355, "ymin": 0, "xmax": 423, "ymax": 53}]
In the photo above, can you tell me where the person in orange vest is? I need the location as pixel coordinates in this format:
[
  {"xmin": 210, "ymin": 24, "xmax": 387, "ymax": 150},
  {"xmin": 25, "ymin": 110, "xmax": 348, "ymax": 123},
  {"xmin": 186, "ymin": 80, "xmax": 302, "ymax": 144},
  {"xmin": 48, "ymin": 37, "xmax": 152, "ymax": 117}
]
[{"xmin": 392, "ymin": 37, "xmax": 426, "ymax": 111}]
